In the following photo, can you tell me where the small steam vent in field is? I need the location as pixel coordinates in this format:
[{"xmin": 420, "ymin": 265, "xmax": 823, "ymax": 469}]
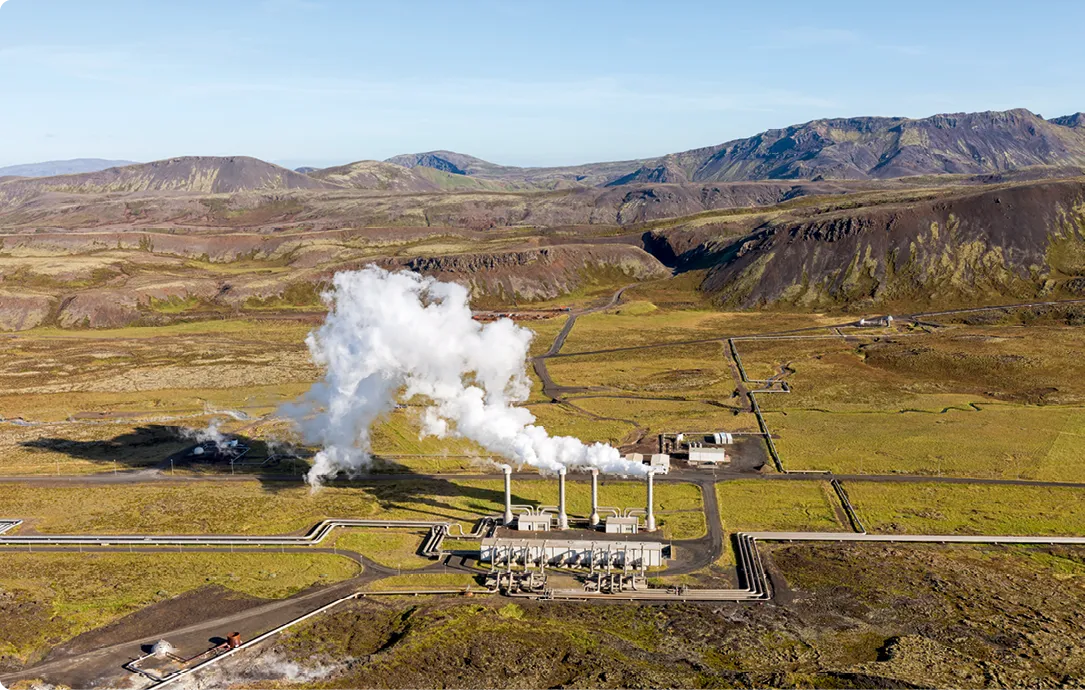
[{"xmin": 283, "ymin": 266, "xmax": 646, "ymax": 485}]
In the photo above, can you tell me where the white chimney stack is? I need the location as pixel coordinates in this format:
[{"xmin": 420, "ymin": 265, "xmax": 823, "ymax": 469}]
[
  {"xmin": 589, "ymin": 468, "xmax": 600, "ymax": 527},
  {"xmin": 502, "ymin": 464, "xmax": 514, "ymax": 525},
  {"xmin": 646, "ymin": 469, "xmax": 656, "ymax": 532},
  {"xmin": 557, "ymin": 467, "xmax": 569, "ymax": 530}
]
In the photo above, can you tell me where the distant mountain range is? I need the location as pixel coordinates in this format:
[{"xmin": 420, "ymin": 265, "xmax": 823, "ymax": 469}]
[
  {"xmin": 0, "ymin": 158, "xmax": 137, "ymax": 178},
  {"xmin": 384, "ymin": 109, "xmax": 1085, "ymax": 186},
  {"xmin": 4, "ymin": 108, "xmax": 1085, "ymax": 327},
  {"xmin": 4, "ymin": 108, "xmax": 1085, "ymax": 198}
]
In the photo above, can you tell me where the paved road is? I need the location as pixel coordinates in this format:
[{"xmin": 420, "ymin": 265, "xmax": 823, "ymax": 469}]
[
  {"xmin": 0, "ymin": 575, "xmax": 374, "ymax": 688},
  {"xmin": 664, "ymin": 477, "xmax": 725, "ymax": 576},
  {"xmin": 533, "ymin": 284, "xmax": 632, "ymax": 400}
]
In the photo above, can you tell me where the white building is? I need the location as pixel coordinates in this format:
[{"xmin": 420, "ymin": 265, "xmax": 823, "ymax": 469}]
[
  {"xmin": 649, "ymin": 453, "xmax": 671, "ymax": 474},
  {"xmin": 688, "ymin": 444, "xmax": 729, "ymax": 466},
  {"xmin": 516, "ymin": 515, "xmax": 551, "ymax": 531},
  {"xmin": 481, "ymin": 537, "xmax": 666, "ymax": 568},
  {"xmin": 624, "ymin": 452, "xmax": 670, "ymax": 474},
  {"xmin": 605, "ymin": 516, "xmax": 639, "ymax": 534}
]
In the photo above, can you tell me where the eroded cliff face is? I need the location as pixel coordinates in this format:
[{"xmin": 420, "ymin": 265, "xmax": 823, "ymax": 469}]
[
  {"xmin": 0, "ymin": 238, "xmax": 668, "ymax": 330},
  {"xmin": 391, "ymin": 244, "xmax": 669, "ymax": 304},
  {"xmin": 686, "ymin": 179, "xmax": 1085, "ymax": 310}
]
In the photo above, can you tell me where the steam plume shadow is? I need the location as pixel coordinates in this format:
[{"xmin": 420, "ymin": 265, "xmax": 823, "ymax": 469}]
[
  {"xmin": 18, "ymin": 424, "xmax": 551, "ymax": 521},
  {"xmin": 304, "ymin": 473, "xmax": 526, "ymax": 521},
  {"xmin": 17, "ymin": 424, "xmax": 302, "ymax": 482}
]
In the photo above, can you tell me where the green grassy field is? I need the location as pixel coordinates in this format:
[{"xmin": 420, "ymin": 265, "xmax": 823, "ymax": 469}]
[
  {"xmin": 334, "ymin": 530, "xmax": 434, "ymax": 570},
  {"xmin": 370, "ymin": 408, "xmax": 488, "ymax": 456},
  {"xmin": 520, "ymin": 402, "xmax": 635, "ymax": 445},
  {"xmin": 570, "ymin": 397, "xmax": 758, "ymax": 438},
  {"xmin": 560, "ymin": 308, "xmax": 838, "ymax": 353},
  {"xmin": 0, "ymin": 551, "xmax": 358, "ymax": 666},
  {"xmin": 733, "ymin": 323, "xmax": 1085, "ymax": 480},
  {"xmin": 363, "ymin": 572, "xmax": 481, "ymax": 591},
  {"xmin": 525, "ymin": 316, "xmax": 569, "ymax": 357},
  {"xmin": 547, "ymin": 342, "xmax": 736, "ymax": 398},
  {"xmin": 738, "ymin": 325, "xmax": 1085, "ymax": 410},
  {"xmin": 846, "ymin": 482, "xmax": 1085, "ymax": 535},
  {"xmin": 768, "ymin": 404, "xmax": 1085, "ymax": 480},
  {"xmin": 715, "ymin": 480, "xmax": 845, "ymax": 565},
  {"xmin": 0, "ymin": 477, "xmax": 705, "ymax": 538}
]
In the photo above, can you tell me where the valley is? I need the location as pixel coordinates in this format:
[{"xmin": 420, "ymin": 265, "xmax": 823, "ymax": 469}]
[{"xmin": 2, "ymin": 107, "xmax": 1085, "ymax": 689}]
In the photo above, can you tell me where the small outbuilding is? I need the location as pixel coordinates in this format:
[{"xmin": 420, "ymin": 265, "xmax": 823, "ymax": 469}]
[
  {"xmin": 516, "ymin": 515, "xmax": 551, "ymax": 531},
  {"xmin": 688, "ymin": 444, "xmax": 729, "ymax": 466},
  {"xmin": 605, "ymin": 516, "xmax": 640, "ymax": 534}
]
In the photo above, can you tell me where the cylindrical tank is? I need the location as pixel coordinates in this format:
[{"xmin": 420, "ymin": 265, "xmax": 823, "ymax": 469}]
[
  {"xmin": 226, "ymin": 632, "xmax": 242, "ymax": 649},
  {"xmin": 645, "ymin": 469, "xmax": 656, "ymax": 532},
  {"xmin": 501, "ymin": 464, "xmax": 514, "ymax": 525},
  {"xmin": 589, "ymin": 468, "xmax": 600, "ymax": 527},
  {"xmin": 557, "ymin": 467, "xmax": 569, "ymax": 530}
]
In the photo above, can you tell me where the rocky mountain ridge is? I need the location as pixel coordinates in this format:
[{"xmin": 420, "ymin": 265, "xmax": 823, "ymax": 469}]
[{"xmin": 389, "ymin": 109, "xmax": 1085, "ymax": 186}]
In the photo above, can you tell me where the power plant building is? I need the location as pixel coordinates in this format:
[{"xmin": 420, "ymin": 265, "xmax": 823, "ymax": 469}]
[{"xmin": 481, "ymin": 537, "xmax": 667, "ymax": 568}]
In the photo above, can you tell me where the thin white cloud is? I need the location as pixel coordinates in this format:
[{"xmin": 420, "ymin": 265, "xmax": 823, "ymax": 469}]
[
  {"xmin": 0, "ymin": 41, "xmax": 836, "ymax": 115},
  {"xmin": 761, "ymin": 25, "xmax": 929, "ymax": 58}
]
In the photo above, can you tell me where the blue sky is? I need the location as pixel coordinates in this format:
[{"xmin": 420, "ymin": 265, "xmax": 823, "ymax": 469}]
[{"xmin": 1, "ymin": 0, "xmax": 1083, "ymax": 169}]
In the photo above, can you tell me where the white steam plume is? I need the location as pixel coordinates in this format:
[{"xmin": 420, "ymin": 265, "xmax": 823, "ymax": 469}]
[
  {"xmin": 181, "ymin": 419, "xmax": 227, "ymax": 449},
  {"xmin": 284, "ymin": 267, "xmax": 646, "ymax": 485}
]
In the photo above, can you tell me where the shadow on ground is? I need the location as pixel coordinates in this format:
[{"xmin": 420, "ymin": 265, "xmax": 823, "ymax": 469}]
[
  {"xmin": 19, "ymin": 424, "xmax": 307, "ymax": 477},
  {"xmin": 19, "ymin": 425, "xmax": 522, "ymax": 522}
]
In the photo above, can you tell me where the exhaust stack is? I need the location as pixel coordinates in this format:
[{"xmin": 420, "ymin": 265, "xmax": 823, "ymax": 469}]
[
  {"xmin": 502, "ymin": 464, "xmax": 514, "ymax": 525},
  {"xmin": 646, "ymin": 469, "xmax": 657, "ymax": 532},
  {"xmin": 589, "ymin": 468, "xmax": 600, "ymax": 527},
  {"xmin": 558, "ymin": 467, "xmax": 569, "ymax": 530}
]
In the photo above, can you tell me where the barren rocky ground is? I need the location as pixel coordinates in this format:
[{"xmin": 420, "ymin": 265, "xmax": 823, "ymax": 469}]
[{"xmin": 199, "ymin": 543, "xmax": 1085, "ymax": 688}]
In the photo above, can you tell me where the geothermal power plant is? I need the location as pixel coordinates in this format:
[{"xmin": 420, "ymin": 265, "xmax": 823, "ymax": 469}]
[{"xmin": 481, "ymin": 463, "xmax": 670, "ymax": 595}]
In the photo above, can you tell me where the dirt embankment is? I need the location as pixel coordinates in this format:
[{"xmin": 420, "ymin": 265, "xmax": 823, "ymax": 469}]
[{"xmin": 0, "ymin": 231, "xmax": 669, "ymax": 329}]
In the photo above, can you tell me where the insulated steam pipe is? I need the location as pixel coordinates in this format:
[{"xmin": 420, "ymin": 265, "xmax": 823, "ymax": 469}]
[
  {"xmin": 646, "ymin": 469, "xmax": 656, "ymax": 532},
  {"xmin": 502, "ymin": 464, "xmax": 514, "ymax": 525},
  {"xmin": 589, "ymin": 469, "xmax": 600, "ymax": 527},
  {"xmin": 558, "ymin": 467, "xmax": 569, "ymax": 530}
]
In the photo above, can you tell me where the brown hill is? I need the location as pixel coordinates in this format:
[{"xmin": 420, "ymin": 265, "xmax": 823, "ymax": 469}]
[
  {"xmin": 308, "ymin": 160, "xmax": 526, "ymax": 192},
  {"xmin": 0, "ymin": 156, "xmax": 340, "ymax": 207},
  {"xmin": 1049, "ymin": 113, "xmax": 1085, "ymax": 128},
  {"xmin": 662, "ymin": 178, "xmax": 1085, "ymax": 310},
  {"xmin": 385, "ymin": 150, "xmax": 652, "ymax": 188}
]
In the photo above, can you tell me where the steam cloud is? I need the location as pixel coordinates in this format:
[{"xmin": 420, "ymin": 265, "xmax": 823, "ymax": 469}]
[
  {"xmin": 285, "ymin": 267, "xmax": 645, "ymax": 485},
  {"xmin": 181, "ymin": 419, "xmax": 228, "ymax": 449}
]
